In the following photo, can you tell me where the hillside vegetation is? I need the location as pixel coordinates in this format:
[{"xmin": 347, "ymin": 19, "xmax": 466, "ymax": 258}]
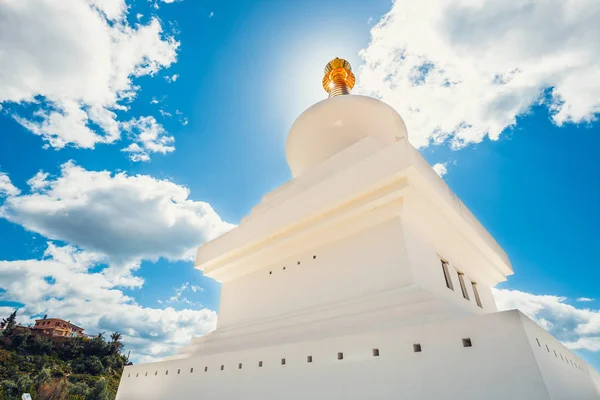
[{"xmin": 0, "ymin": 311, "xmax": 127, "ymax": 400}]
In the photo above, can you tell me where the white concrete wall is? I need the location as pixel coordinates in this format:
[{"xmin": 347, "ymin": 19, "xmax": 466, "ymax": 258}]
[
  {"xmin": 118, "ymin": 311, "xmax": 600, "ymax": 400},
  {"xmin": 217, "ymin": 218, "xmax": 413, "ymax": 329},
  {"xmin": 402, "ymin": 215, "xmax": 497, "ymax": 317},
  {"xmin": 518, "ymin": 313, "xmax": 600, "ymax": 399}
]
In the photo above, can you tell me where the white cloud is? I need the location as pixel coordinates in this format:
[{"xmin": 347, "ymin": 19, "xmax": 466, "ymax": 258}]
[
  {"xmin": 433, "ymin": 162, "xmax": 448, "ymax": 177},
  {"xmin": 0, "ymin": 172, "xmax": 20, "ymax": 197},
  {"xmin": 150, "ymin": 0, "xmax": 179, "ymax": 11},
  {"xmin": 159, "ymin": 109, "xmax": 172, "ymax": 118},
  {"xmin": 494, "ymin": 288, "xmax": 600, "ymax": 352},
  {"xmin": 578, "ymin": 297, "xmax": 594, "ymax": 302},
  {"xmin": 209, "ymin": 11, "xmax": 214, "ymax": 18},
  {"xmin": 26, "ymin": 171, "xmax": 51, "ymax": 191},
  {"xmin": 159, "ymin": 282, "xmax": 205, "ymax": 307},
  {"xmin": 164, "ymin": 73, "xmax": 179, "ymax": 83},
  {"xmin": 358, "ymin": 0, "xmax": 600, "ymax": 149},
  {"xmin": 0, "ymin": 162, "xmax": 235, "ymax": 263},
  {"xmin": 121, "ymin": 116, "xmax": 175, "ymax": 162},
  {"xmin": 0, "ymin": 243, "xmax": 217, "ymax": 363},
  {"xmin": 0, "ymin": 0, "xmax": 179, "ymax": 151}
]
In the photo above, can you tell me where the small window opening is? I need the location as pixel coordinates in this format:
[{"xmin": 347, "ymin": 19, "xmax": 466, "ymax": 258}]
[
  {"xmin": 190, "ymin": 368, "xmax": 194, "ymax": 373},
  {"xmin": 536, "ymin": 338, "xmax": 540, "ymax": 347},
  {"xmin": 297, "ymin": 261, "xmax": 300, "ymax": 265},
  {"xmin": 560, "ymin": 354, "xmax": 564, "ymax": 361},
  {"xmin": 281, "ymin": 358, "xmax": 286, "ymax": 365},
  {"xmin": 413, "ymin": 344, "xmax": 422, "ymax": 352},
  {"xmin": 258, "ymin": 361, "xmax": 263, "ymax": 367},
  {"xmin": 136, "ymin": 373, "xmax": 139, "ymax": 377},
  {"xmin": 553, "ymin": 350, "xmax": 557, "ymax": 357},
  {"xmin": 337, "ymin": 352, "xmax": 344, "ymax": 360},
  {"xmin": 269, "ymin": 271, "xmax": 272, "ymax": 275},
  {"xmin": 238, "ymin": 363, "xmax": 243, "ymax": 369},
  {"xmin": 307, "ymin": 355, "xmax": 313, "ymax": 363},
  {"xmin": 546, "ymin": 344, "xmax": 550, "ymax": 352},
  {"xmin": 471, "ymin": 281, "xmax": 482, "ymax": 308},
  {"xmin": 457, "ymin": 271, "xmax": 470, "ymax": 300},
  {"xmin": 462, "ymin": 338, "xmax": 472, "ymax": 347},
  {"xmin": 204, "ymin": 366, "xmax": 208, "ymax": 372},
  {"xmin": 373, "ymin": 348, "xmax": 380, "ymax": 357},
  {"xmin": 145, "ymin": 372, "xmax": 148, "ymax": 377},
  {"xmin": 283, "ymin": 266, "xmax": 286, "ymax": 270},
  {"xmin": 165, "ymin": 370, "xmax": 168, "ymax": 375},
  {"xmin": 313, "ymin": 255, "xmax": 316, "ymax": 259},
  {"xmin": 441, "ymin": 260, "xmax": 453, "ymax": 290},
  {"xmin": 177, "ymin": 369, "xmax": 181, "ymax": 374},
  {"xmin": 155, "ymin": 371, "xmax": 158, "ymax": 376},
  {"xmin": 128, "ymin": 374, "xmax": 130, "ymax": 378},
  {"xmin": 220, "ymin": 365, "xmax": 224, "ymax": 371}
]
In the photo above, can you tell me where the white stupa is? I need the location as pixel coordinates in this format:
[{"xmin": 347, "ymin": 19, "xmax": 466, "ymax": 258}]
[{"xmin": 116, "ymin": 58, "xmax": 600, "ymax": 399}]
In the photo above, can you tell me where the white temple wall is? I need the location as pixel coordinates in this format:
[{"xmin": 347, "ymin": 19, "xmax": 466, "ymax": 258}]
[
  {"xmin": 118, "ymin": 310, "xmax": 600, "ymax": 400},
  {"xmin": 402, "ymin": 217, "xmax": 496, "ymax": 316},
  {"xmin": 217, "ymin": 217, "xmax": 413, "ymax": 329},
  {"xmin": 519, "ymin": 312, "xmax": 600, "ymax": 399}
]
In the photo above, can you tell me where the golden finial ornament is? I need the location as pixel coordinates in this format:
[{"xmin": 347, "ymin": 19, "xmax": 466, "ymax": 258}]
[{"xmin": 322, "ymin": 57, "xmax": 355, "ymax": 98}]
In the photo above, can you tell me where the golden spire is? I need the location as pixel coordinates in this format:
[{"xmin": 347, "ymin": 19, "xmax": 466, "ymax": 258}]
[{"xmin": 322, "ymin": 57, "xmax": 355, "ymax": 98}]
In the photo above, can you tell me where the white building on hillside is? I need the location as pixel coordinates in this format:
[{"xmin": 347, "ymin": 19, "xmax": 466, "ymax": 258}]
[{"xmin": 116, "ymin": 58, "xmax": 600, "ymax": 400}]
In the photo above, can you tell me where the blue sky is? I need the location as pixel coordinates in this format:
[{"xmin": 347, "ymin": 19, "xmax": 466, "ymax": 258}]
[{"xmin": 1, "ymin": 0, "xmax": 600, "ymax": 369}]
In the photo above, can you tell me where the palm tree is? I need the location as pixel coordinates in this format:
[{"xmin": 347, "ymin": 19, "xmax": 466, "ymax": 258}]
[
  {"xmin": 109, "ymin": 332, "xmax": 124, "ymax": 354},
  {"xmin": 0, "ymin": 309, "xmax": 18, "ymax": 333},
  {"xmin": 109, "ymin": 332, "xmax": 122, "ymax": 343}
]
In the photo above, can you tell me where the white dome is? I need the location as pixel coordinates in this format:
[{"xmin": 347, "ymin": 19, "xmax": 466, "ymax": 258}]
[{"xmin": 286, "ymin": 95, "xmax": 408, "ymax": 177}]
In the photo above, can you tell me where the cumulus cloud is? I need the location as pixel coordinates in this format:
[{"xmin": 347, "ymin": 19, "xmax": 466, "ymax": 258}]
[
  {"xmin": 0, "ymin": 162, "xmax": 234, "ymax": 263},
  {"xmin": 358, "ymin": 0, "xmax": 600, "ymax": 149},
  {"xmin": 433, "ymin": 163, "xmax": 448, "ymax": 177},
  {"xmin": 121, "ymin": 116, "xmax": 175, "ymax": 161},
  {"xmin": 494, "ymin": 288, "xmax": 600, "ymax": 352},
  {"xmin": 0, "ymin": 0, "xmax": 178, "ymax": 151},
  {"xmin": 578, "ymin": 297, "xmax": 594, "ymax": 303},
  {"xmin": 0, "ymin": 172, "xmax": 20, "ymax": 197},
  {"xmin": 0, "ymin": 243, "xmax": 217, "ymax": 363},
  {"xmin": 158, "ymin": 282, "xmax": 205, "ymax": 307},
  {"xmin": 164, "ymin": 74, "xmax": 179, "ymax": 83}
]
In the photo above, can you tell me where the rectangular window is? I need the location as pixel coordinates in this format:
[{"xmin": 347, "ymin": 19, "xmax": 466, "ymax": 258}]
[
  {"xmin": 441, "ymin": 260, "xmax": 453, "ymax": 290},
  {"xmin": 457, "ymin": 271, "xmax": 470, "ymax": 300},
  {"xmin": 413, "ymin": 344, "xmax": 422, "ymax": 353},
  {"xmin": 471, "ymin": 281, "xmax": 482, "ymax": 308}
]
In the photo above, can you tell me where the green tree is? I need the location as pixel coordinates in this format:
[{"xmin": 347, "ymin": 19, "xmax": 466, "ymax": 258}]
[
  {"xmin": 68, "ymin": 381, "xmax": 91, "ymax": 399},
  {"xmin": 87, "ymin": 378, "xmax": 111, "ymax": 400},
  {"xmin": 0, "ymin": 309, "xmax": 18, "ymax": 334},
  {"xmin": 109, "ymin": 332, "xmax": 123, "ymax": 355}
]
